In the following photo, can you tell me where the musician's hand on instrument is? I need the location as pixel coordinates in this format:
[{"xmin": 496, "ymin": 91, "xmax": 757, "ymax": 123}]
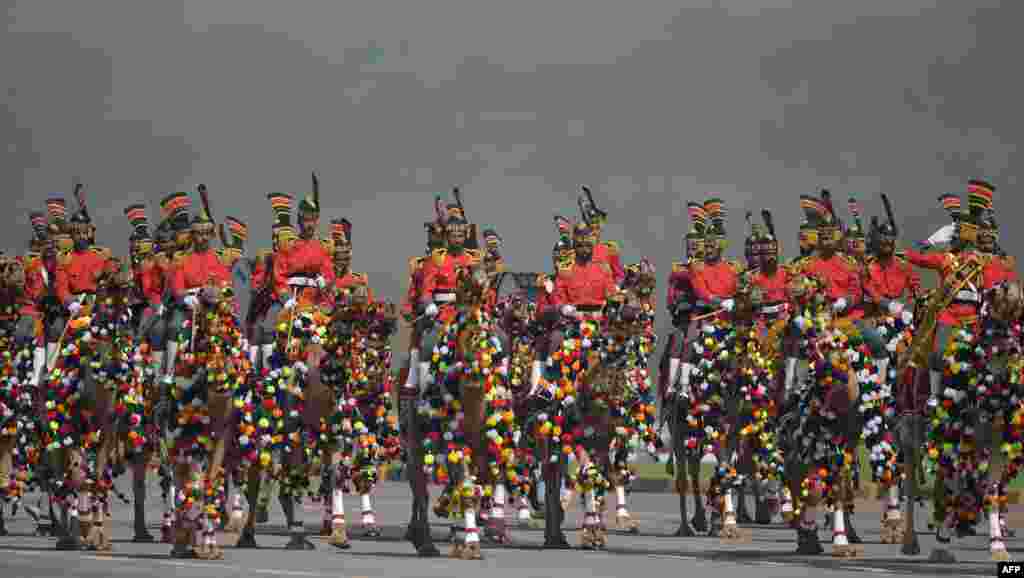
[
  {"xmin": 316, "ymin": 275, "xmax": 327, "ymax": 289},
  {"xmin": 560, "ymin": 304, "xmax": 577, "ymax": 318},
  {"xmin": 283, "ymin": 297, "xmax": 297, "ymax": 311},
  {"xmin": 157, "ymin": 304, "xmax": 166, "ymax": 316},
  {"xmin": 424, "ymin": 303, "xmax": 439, "ymax": 318},
  {"xmin": 721, "ymin": 298, "xmax": 735, "ymax": 312},
  {"xmin": 832, "ymin": 297, "xmax": 847, "ymax": 313},
  {"xmin": 184, "ymin": 295, "xmax": 200, "ymax": 309}
]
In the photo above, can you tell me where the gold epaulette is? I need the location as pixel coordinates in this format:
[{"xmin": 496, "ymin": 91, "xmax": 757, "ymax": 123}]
[
  {"xmin": 727, "ymin": 259, "xmax": 745, "ymax": 273},
  {"xmin": 671, "ymin": 261, "xmax": 686, "ymax": 273},
  {"xmin": 349, "ymin": 272, "xmax": 369, "ymax": 285},
  {"xmin": 1002, "ymin": 255, "xmax": 1017, "ymax": 271},
  {"xmin": 465, "ymin": 248, "xmax": 483, "ymax": 264},
  {"xmin": 172, "ymin": 250, "xmax": 189, "ymax": 265},
  {"xmin": 557, "ymin": 261, "xmax": 573, "ymax": 274},
  {"xmin": 492, "ymin": 258, "xmax": 506, "ymax": 273},
  {"xmin": 603, "ymin": 240, "xmax": 620, "ymax": 255}
]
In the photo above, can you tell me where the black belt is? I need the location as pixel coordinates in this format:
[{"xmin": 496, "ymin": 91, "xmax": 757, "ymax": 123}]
[{"xmin": 576, "ymin": 304, "xmax": 603, "ymax": 313}]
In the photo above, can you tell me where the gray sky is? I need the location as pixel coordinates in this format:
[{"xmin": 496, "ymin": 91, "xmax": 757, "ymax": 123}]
[{"xmin": 3, "ymin": 0, "xmax": 1020, "ymax": 348}]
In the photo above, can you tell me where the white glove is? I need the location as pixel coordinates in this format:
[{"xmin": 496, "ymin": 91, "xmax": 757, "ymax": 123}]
[
  {"xmin": 125, "ymin": 307, "xmax": 133, "ymax": 320},
  {"xmin": 561, "ymin": 304, "xmax": 577, "ymax": 317},
  {"xmin": 156, "ymin": 304, "xmax": 166, "ymax": 316},
  {"xmin": 888, "ymin": 300, "xmax": 904, "ymax": 316},
  {"xmin": 721, "ymin": 298, "xmax": 735, "ymax": 312},
  {"xmin": 184, "ymin": 295, "xmax": 199, "ymax": 309},
  {"xmin": 283, "ymin": 297, "xmax": 297, "ymax": 311},
  {"xmin": 67, "ymin": 301, "xmax": 82, "ymax": 316},
  {"xmin": 424, "ymin": 303, "xmax": 439, "ymax": 318},
  {"xmin": 316, "ymin": 275, "xmax": 327, "ymax": 289},
  {"xmin": 832, "ymin": 297, "xmax": 847, "ymax": 312}
]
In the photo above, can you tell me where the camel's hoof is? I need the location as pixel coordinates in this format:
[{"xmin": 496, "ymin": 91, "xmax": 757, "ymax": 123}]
[
  {"xmin": 417, "ymin": 542, "xmax": 441, "ymax": 557},
  {"xmin": 615, "ymin": 513, "xmax": 639, "ymax": 534},
  {"xmin": 900, "ymin": 535, "xmax": 921, "ymax": 556},
  {"xmin": 935, "ymin": 527, "xmax": 951, "ymax": 544},
  {"xmin": 285, "ymin": 535, "xmax": 316, "ymax": 550},
  {"xmin": 235, "ymin": 529, "xmax": 260, "ymax": 549},
  {"xmin": 170, "ymin": 546, "xmax": 197, "ymax": 559},
  {"xmin": 720, "ymin": 523, "xmax": 749, "ymax": 543},
  {"xmin": 0, "ymin": 526, "xmax": 8, "ymax": 537},
  {"xmin": 691, "ymin": 512, "xmax": 708, "ymax": 533},
  {"xmin": 737, "ymin": 510, "xmax": 754, "ymax": 524},
  {"xmin": 831, "ymin": 544, "xmax": 860, "ymax": 558},
  {"xmin": 255, "ymin": 508, "xmax": 269, "ymax": 524},
  {"xmin": 329, "ymin": 527, "xmax": 351, "ymax": 550},
  {"xmin": 161, "ymin": 526, "xmax": 174, "ymax": 544},
  {"xmin": 319, "ymin": 521, "xmax": 332, "ymax": 537},
  {"xmin": 459, "ymin": 542, "xmax": 483, "ymax": 560},
  {"xmin": 544, "ymin": 534, "xmax": 573, "ymax": 549},
  {"xmin": 448, "ymin": 542, "xmax": 464, "ymax": 558},
  {"xmin": 928, "ymin": 548, "xmax": 956, "ymax": 563},
  {"xmin": 133, "ymin": 530, "xmax": 155, "ymax": 543},
  {"xmin": 796, "ymin": 539, "xmax": 824, "ymax": 555},
  {"xmin": 673, "ymin": 523, "xmax": 697, "ymax": 537},
  {"xmin": 955, "ymin": 523, "xmax": 976, "ymax": 538},
  {"xmin": 992, "ymin": 547, "xmax": 1010, "ymax": 561},
  {"xmin": 755, "ymin": 501, "xmax": 773, "ymax": 525}
]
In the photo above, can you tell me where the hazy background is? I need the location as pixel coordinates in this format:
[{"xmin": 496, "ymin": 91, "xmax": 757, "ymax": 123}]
[{"xmin": 3, "ymin": 0, "xmax": 1021, "ymax": 355}]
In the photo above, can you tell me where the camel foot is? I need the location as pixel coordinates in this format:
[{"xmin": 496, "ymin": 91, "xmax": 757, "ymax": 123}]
[
  {"xmin": 845, "ymin": 512, "xmax": 862, "ymax": 544},
  {"xmin": 234, "ymin": 528, "xmax": 260, "ymax": 549},
  {"xmin": 755, "ymin": 499, "xmax": 773, "ymax": 525},
  {"xmin": 329, "ymin": 526, "xmax": 351, "ymax": 550},
  {"xmin": 133, "ymin": 529, "xmax": 155, "ymax": 543},
  {"xmin": 955, "ymin": 522, "xmax": 976, "ymax": 538},
  {"xmin": 170, "ymin": 545, "xmax": 197, "ymax": 559},
  {"xmin": 56, "ymin": 535, "xmax": 84, "ymax": 551},
  {"xmin": 319, "ymin": 520, "xmax": 331, "ymax": 537},
  {"xmin": 161, "ymin": 525, "xmax": 174, "ymax": 544},
  {"xmin": 900, "ymin": 533, "xmax": 920, "ymax": 556},
  {"xmin": 448, "ymin": 541, "xmax": 464, "ymax": 558},
  {"xmin": 615, "ymin": 513, "xmax": 639, "ymax": 534},
  {"xmin": 673, "ymin": 522, "xmax": 697, "ymax": 537},
  {"xmin": 720, "ymin": 522, "xmax": 749, "ymax": 543},
  {"xmin": 285, "ymin": 534, "xmax": 316, "ymax": 550},
  {"xmin": 935, "ymin": 525, "xmax": 951, "ymax": 544},
  {"xmin": 459, "ymin": 542, "xmax": 483, "ymax": 560},
  {"xmin": 928, "ymin": 548, "xmax": 956, "ymax": 563},
  {"xmin": 992, "ymin": 547, "xmax": 1010, "ymax": 562},
  {"xmin": 691, "ymin": 510, "xmax": 708, "ymax": 533},
  {"xmin": 795, "ymin": 529, "xmax": 823, "ymax": 555},
  {"xmin": 255, "ymin": 507, "xmax": 269, "ymax": 524},
  {"xmin": 544, "ymin": 533, "xmax": 572, "ymax": 549},
  {"xmin": 831, "ymin": 543, "xmax": 860, "ymax": 558}
]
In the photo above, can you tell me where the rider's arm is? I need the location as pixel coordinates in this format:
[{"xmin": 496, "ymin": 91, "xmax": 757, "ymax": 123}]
[{"xmin": 54, "ymin": 256, "xmax": 72, "ymax": 305}]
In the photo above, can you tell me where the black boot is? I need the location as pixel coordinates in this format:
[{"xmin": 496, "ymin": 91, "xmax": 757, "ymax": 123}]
[
  {"xmin": 543, "ymin": 475, "xmax": 571, "ymax": 549},
  {"xmin": 0, "ymin": 508, "xmax": 7, "ymax": 537},
  {"xmin": 282, "ymin": 498, "xmax": 315, "ymax": 550},
  {"xmin": 736, "ymin": 489, "xmax": 753, "ymax": 524},
  {"xmin": 754, "ymin": 493, "xmax": 773, "ymax": 525},
  {"xmin": 691, "ymin": 500, "xmax": 708, "ymax": 533}
]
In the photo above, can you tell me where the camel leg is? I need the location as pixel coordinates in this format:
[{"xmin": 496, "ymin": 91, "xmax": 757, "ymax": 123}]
[
  {"xmin": 0, "ymin": 436, "xmax": 15, "ymax": 536},
  {"xmin": 543, "ymin": 440, "xmax": 571, "ymax": 549},
  {"xmin": 328, "ymin": 455, "xmax": 352, "ymax": 550},
  {"xmin": 131, "ymin": 455, "xmax": 155, "ymax": 542},
  {"xmin": 405, "ymin": 420, "xmax": 439, "ymax": 556},
  {"xmin": 235, "ymin": 467, "xmax": 263, "ymax": 548}
]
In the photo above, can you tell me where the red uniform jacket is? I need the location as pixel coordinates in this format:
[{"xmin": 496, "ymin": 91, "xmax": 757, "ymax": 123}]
[
  {"xmin": 419, "ymin": 250, "xmax": 478, "ymax": 323},
  {"xmin": 751, "ymin": 266, "xmax": 789, "ymax": 304},
  {"xmin": 593, "ymin": 242, "xmax": 625, "ymax": 284},
  {"xmin": 336, "ymin": 271, "xmax": 374, "ymax": 302},
  {"xmin": 139, "ymin": 257, "xmax": 166, "ymax": 307},
  {"xmin": 172, "ymin": 249, "xmax": 232, "ymax": 299},
  {"xmin": 402, "ymin": 256, "xmax": 427, "ymax": 318},
  {"xmin": 15, "ymin": 254, "xmax": 47, "ymax": 318},
  {"xmin": 536, "ymin": 274, "xmax": 557, "ymax": 313},
  {"xmin": 982, "ymin": 255, "xmax": 1018, "ymax": 289},
  {"xmin": 552, "ymin": 260, "xmax": 617, "ymax": 309},
  {"xmin": 690, "ymin": 260, "xmax": 739, "ymax": 303},
  {"xmin": 806, "ymin": 254, "xmax": 863, "ymax": 320},
  {"xmin": 905, "ymin": 249, "xmax": 986, "ymax": 326},
  {"xmin": 55, "ymin": 248, "xmax": 115, "ymax": 305},
  {"xmin": 865, "ymin": 257, "xmax": 920, "ymax": 303},
  {"xmin": 273, "ymin": 238, "xmax": 335, "ymax": 307},
  {"xmin": 667, "ymin": 263, "xmax": 693, "ymax": 310}
]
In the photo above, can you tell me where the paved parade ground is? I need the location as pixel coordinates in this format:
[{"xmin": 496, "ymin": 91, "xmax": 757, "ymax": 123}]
[{"xmin": 0, "ymin": 480, "xmax": 1018, "ymax": 578}]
